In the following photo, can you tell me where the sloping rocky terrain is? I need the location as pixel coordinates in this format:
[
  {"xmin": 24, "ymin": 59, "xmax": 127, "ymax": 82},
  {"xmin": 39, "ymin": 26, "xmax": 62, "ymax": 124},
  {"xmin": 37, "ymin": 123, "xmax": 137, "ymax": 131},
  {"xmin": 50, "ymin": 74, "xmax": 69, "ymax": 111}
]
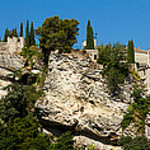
[{"xmin": 35, "ymin": 51, "xmax": 134, "ymax": 149}]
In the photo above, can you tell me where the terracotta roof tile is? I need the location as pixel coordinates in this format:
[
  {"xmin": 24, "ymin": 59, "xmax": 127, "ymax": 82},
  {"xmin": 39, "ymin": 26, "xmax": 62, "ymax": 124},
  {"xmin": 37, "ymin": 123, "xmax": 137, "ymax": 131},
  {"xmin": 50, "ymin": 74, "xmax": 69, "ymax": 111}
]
[{"xmin": 135, "ymin": 47, "xmax": 147, "ymax": 53}]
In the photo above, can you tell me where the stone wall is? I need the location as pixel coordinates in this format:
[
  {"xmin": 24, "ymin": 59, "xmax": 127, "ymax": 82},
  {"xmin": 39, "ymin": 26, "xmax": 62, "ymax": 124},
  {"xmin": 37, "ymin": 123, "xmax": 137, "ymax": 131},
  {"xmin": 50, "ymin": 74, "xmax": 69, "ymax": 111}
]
[
  {"xmin": 135, "ymin": 51, "xmax": 149, "ymax": 66},
  {"xmin": 0, "ymin": 37, "xmax": 24, "ymax": 53}
]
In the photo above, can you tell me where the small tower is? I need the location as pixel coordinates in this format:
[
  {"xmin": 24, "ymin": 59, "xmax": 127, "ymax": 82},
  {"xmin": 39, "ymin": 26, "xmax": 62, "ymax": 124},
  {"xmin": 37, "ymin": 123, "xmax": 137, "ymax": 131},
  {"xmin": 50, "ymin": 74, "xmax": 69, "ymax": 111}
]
[{"xmin": 86, "ymin": 49, "xmax": 98, "ymax": 63}]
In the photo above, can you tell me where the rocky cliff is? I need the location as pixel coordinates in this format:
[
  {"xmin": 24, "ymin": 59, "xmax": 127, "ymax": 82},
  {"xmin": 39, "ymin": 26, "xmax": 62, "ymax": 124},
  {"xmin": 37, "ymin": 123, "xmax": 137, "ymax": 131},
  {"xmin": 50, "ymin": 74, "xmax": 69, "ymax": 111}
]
[
  {"xmin": 35, "ymin": 51, "xmax": 135, "ymax": 149},
  {"xmin": 0, "ymin": 51, "xmax": 24, "ymax": 99}
]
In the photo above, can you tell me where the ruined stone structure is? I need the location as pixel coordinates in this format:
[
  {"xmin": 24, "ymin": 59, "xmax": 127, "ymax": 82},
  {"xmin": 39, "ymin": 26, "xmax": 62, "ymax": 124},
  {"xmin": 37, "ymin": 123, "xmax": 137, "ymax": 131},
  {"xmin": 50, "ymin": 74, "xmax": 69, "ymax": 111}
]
[
  {"xmin": 0, "ymin": 37, "xmax": 24, "ymax": 69},
  {"xmin": 0, "ymin": 37, "xmax": 24, "ymax": 53}
]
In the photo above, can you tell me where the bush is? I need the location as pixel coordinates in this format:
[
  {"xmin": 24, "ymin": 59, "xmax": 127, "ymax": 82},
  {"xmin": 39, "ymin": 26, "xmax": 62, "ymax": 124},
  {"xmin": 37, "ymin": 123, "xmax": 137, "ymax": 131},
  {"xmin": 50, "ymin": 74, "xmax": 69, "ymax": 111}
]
[
  {"xmin": 98, "ymin": 43, "xmax": 129, "ymax": 93},
  {"xmin": 119, "ymin": 136, "xmax": 150, "ymax": 150},
  {"xmin": 54, "ymin": 131, "xmax": 75, "ymax": 150}
]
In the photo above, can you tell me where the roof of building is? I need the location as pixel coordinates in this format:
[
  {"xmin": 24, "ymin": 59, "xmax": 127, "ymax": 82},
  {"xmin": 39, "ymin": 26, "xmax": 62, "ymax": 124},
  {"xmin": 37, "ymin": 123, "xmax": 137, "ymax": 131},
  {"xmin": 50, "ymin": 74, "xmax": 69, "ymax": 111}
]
[{"xmin": 134, "ymin": 47, "xmax": 147, "ymax": 54}]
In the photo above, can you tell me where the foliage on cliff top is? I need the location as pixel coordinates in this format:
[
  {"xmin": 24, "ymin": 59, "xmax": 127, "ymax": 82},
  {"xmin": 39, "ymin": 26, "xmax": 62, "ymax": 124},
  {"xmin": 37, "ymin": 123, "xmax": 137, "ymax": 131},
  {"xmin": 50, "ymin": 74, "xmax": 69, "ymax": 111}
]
[
  {"xmin": 97, "ymin": 42, "xmax": 129, "ymax": 93},
  {"xmin": 36, "ymin": 15, "xmax": 79, "ymax": 64},
  {"xmin": 86, "ymin": 20, "xmax": 94, "ymax": 49},
  {"xmin": 127, "ymin": 39, "xmax": 135, "ymax": 64},
  {"xmin": 20, "ymin": 46, "xmax": 43, "ymax": 69}
]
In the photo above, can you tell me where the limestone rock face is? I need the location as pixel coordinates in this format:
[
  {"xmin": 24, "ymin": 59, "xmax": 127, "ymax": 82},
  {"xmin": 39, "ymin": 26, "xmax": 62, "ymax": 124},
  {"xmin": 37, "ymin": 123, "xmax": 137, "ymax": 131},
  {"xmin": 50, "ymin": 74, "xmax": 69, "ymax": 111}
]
[
  {"xmin": 0, "ymin": 51, "xmax": 24, "ymax": 98},
  {"xmin": 0, "ymin": 52, "xmax": 24, "ymax": 69},
  {"xmin": 36, "ymin": 51, "xmax": 133, "ymax": 149}
]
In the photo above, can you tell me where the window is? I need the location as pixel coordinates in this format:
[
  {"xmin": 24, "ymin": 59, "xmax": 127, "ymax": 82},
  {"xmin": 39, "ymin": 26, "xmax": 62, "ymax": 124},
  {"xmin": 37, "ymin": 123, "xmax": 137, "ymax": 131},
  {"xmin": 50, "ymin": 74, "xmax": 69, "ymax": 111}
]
[{"xmin": 94, "ymin": 55, "xmax": 97, "ymax": 60}]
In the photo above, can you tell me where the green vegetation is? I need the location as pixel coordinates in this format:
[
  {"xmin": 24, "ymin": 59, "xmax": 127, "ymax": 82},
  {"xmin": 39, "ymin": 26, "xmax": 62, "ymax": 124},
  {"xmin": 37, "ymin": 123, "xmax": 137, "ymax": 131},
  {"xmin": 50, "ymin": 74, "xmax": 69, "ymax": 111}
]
[
  {"xmin": 0, "ymin": 59, "xmax": 75, "ymax": 150},
  {"xmin": 3, "ymin": 27, "xmax": 19, "ymax": 42},
  {"xmin": 97, "ymin": 43, "xmax": 128, "ymax": 93},
  {"xmin": 36, "ymin": 15, "xmax": 79, "ymax": 64},
  {"xmin": 0, "ymin": 18, "xmax": 76, "ymax": 148},
  {"xmin": 3, "ymin": 28, "xmax": 10, "ymax": 42},
  {"xmin": 1, "ymin": 14, "xmax": 150, "ymax": 149},
  {"xmin": 119, "ymin": 136, "xmax": 150, "ymax": 150},
  {"xmin": 25, "ymin": 20, "xmax": 30, "ymax": 48},
  {"xmin": 87, "ymin": 144, "xmax": 95, "ymax": 150},
  {"xmin": 54, "ymin": 131, "xmax": 75, "ymax": 150},
  {"xmin": 11, "ymin": 28, "xmax": 18, "ymax": 37},
  {"xmin": 86, "ymin": 20, "xmax": 94, "ymax": 49},
  {"xmin": 121, "ymin": 83, "xmax": 150, "ymax": 134},
  {"xmin": 20, "ymin": 46, "xmax": 43, "ymax": 69},
  {"xmin": 20, "ymin": 22, "xmax": 23, "ymax": 37},
  {"xmin": 30, "ymin": 21, "xmax": 36, "ymax": 46},
  {"xmin": 25, "ymin": 20, "xmax": 36, "ymax": 48},
  {"xmin": 127, "ymin": 39, "xmax": 135, "ymax": 63}
]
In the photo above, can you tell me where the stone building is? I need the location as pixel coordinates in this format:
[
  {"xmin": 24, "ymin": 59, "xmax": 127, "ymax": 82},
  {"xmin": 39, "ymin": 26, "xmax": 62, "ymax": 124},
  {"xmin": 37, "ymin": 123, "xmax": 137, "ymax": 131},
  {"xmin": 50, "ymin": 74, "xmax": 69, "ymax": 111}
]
[
  {"xmin": 134, "ymin": 47, "xmax": 150, "ymax": 93},
  {"xmin": 0, "ymin": 37, "xmax": 24, "ymax": 53},
  {"xmin": 135, "ymin": 47, "xmax": 150, "ymax": 67},
  {"xmin": 86, "ymin": 49, "xmax": 98, "ymax": 62}
]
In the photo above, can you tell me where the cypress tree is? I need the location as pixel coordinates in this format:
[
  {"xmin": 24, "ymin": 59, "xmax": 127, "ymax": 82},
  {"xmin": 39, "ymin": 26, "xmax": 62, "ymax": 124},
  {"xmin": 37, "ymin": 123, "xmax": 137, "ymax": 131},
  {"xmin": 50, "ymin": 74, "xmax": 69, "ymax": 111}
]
[
  {"xmin": 30, "ymin": 21, "xmax": 35, "ymax": 46},
  {"xmin": 130, "ymin": 39, "xmax": 135, "ymax": 63},
  {"xmin": 127, "ymin": 39, "xmax": 135, "ymax": 63},
  {"xmin": 20, "ymin": 22, "xmax": 23, "ymax": 37},
  {"xmin": 86, "ymin": 20, "xmax": 94, "ymax": 49},
  {"xmin": 25, "ymin": 20, "xmax": 30, "ymax": 48},
  {"xmin": 11, "ymin": 28, "xmax": 18, "ymax": 37},
  {"xmin": 3, "ymin": 28, "xmax": 10, "ymax": 42}
]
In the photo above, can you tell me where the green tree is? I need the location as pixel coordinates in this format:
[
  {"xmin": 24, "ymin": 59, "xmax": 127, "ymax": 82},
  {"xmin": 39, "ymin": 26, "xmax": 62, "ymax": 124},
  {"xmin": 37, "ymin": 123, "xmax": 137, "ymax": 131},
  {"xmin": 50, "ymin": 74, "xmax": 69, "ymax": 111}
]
[
  {"xmin": 127, "ymin": 39, "xmax": 135, "ymax": 63},
  {"xmin": 86, "ymin": 20, "xmax": 94, "ymax": 49},
  {"xmin": 20, "ymin": 22, "xmax": 23, "ymax": 37},
  {"xmin": 25, "ymin": 20, "xmax": 30, "ymax": 48},
  {"xmin": 36, "ymin": 15, "xmax": 79, "ymax": 64},
  {"xmin": 98, "ymin": 43, "xmax": 129, "ymax": 93},
  {"xmin": 3, "ymin": 28, "xmax": 10, "ymax": 42},
  {"xmin": 11, "ymin": 28, "xmax": 18, "ymax": 37},
  {"xmin": 30, "ymin": 21, "xmax": 35, "ymax": 46}
]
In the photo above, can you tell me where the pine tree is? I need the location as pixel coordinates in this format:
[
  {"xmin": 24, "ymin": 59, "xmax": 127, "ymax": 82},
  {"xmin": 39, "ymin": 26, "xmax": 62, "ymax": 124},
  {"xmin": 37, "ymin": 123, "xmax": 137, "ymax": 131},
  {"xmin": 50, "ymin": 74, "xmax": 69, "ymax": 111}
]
[
  {"xmin": 127, "ymin": 39, "xmax": 135, "ymax": 63},
  {"xmin": 25, "ymin": 20, "xmax": 30, "ymax": 48},
  {"xmin": 36, "ymin": 15, "xmax": 79, "ymax": 64},
  {"xmin": 20, "ymin": 22, "xmax": 23, "ymax": 37},
  {"xmin": 30, "ymin": 21, "xmax": 35, "ymax": 46},
  {"xmin": 86, "ymin": 20, "xmax": 94, "ymax": 49},
  {"xmin": 3, "ymin": 28, "xmax": 10, "ymax": 42}
]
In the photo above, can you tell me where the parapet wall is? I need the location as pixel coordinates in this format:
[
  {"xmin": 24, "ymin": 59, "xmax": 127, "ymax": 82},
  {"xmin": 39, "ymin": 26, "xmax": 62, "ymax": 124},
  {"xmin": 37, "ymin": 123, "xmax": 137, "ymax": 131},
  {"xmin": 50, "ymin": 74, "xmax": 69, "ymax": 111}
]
[{"xmin": 0, "ymin": 37, "xmax": 24, "ymax": 53}]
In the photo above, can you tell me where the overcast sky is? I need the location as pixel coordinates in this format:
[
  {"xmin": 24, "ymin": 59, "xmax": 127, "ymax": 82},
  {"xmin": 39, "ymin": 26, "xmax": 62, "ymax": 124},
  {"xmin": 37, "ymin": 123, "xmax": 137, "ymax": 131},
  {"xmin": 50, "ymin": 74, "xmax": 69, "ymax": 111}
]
[{"xmin": 1, "ymin": 0, "xmax": 150, "ymax": 49}]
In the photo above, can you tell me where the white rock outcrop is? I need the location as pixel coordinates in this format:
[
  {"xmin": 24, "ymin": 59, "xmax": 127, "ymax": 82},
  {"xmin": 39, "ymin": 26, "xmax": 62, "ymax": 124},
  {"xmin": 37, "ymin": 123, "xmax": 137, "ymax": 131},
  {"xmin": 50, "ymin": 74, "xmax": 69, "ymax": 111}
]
[{"xmin": 36, "ymin": 51, "xmax": 133, "ymax": 149}]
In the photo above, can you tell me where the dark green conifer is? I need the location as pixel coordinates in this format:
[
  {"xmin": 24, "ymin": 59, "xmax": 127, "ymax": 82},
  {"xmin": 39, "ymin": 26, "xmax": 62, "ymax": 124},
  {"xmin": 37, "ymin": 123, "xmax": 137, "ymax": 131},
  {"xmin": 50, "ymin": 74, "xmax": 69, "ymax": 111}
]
[
  {"xmin": 20, "ymin": 22, "xmax": 23, "ymax": 37},
  {"xmin": 3, "ymin": 28, "xmax": 10, "ymax": 42},
  {"xmin": 30, "ymin": 21, "xmax": 35, "ymax": 46},
  {"xmin": 12, "ymin": 28, "xmax": 18, "ymax": 37},
  {"xmin": 127, "ymin": 39, "xmax": 135, "ymax": 63},
  {"xmin": 25, "ymin": 20, "xmax": 30, "ymax": 48},
  {"xmin": 86, "ymin": 20, "xmax": 94, "ymax": 49}
]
